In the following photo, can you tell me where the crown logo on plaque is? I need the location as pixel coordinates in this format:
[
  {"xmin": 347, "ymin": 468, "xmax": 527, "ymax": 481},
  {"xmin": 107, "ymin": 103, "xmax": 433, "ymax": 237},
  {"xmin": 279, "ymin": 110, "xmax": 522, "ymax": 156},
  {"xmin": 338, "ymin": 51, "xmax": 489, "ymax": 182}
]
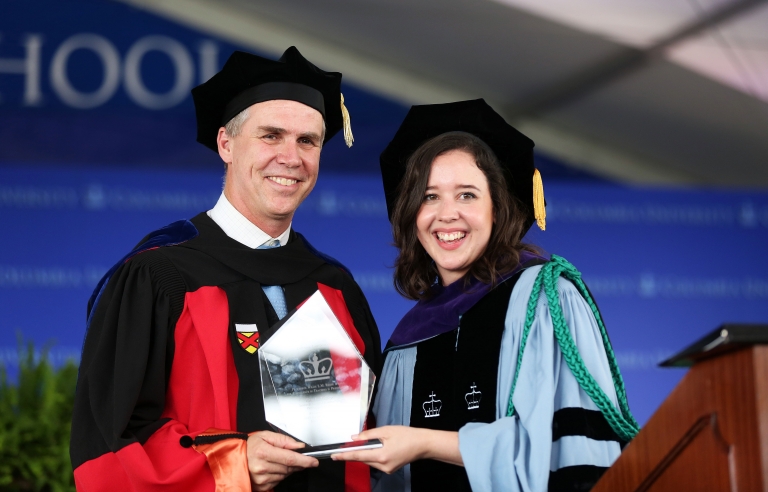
[
  {"xmin": 465, "ymin": 383, "xmax": 482, "ymax": 410},
  {"xmin": 299, "ymin": 353, "xmax": 333, "ymax": 381},
  {"xmin": 423, "ymin": 392, "xmax": 442, "ymax": 418}
]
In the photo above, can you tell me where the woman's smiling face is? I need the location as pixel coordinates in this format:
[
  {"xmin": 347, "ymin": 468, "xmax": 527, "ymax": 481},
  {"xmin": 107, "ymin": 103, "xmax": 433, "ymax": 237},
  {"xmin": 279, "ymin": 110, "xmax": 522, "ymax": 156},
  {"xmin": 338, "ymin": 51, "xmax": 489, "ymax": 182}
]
[{"xmin": 416, "ymin": 149, "xmax": 494, "ymax": 286}]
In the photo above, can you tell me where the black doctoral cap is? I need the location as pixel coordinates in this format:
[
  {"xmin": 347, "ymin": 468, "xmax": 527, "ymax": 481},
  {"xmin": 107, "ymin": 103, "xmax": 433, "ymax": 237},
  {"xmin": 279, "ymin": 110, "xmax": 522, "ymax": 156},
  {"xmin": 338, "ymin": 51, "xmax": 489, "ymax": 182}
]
[
  {"xmin": 192, "ymin": 46, "xmax": 353, "ymax": 152},
  {"xmin": 379, "ymin": 98, "xmax": 545, "ymax": 232}
]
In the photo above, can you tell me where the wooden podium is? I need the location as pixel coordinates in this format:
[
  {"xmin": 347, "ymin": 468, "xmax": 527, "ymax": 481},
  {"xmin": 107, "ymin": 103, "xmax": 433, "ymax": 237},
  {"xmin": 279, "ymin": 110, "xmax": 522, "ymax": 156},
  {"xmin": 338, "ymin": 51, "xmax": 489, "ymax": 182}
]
[{"xmin": 593, "ymin": 324, "xmax": 768, "ymax": 491}]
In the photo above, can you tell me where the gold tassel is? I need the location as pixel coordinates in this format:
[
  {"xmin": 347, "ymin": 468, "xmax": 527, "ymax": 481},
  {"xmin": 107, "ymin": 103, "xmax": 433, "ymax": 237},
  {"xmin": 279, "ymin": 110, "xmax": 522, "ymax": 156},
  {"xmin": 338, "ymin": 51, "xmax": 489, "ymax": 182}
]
[
  {"xmin": 533, "ymin": 168, "xmax": 546, "ymax": 231},
  {"xmin": 340, "ymin": 93, "xmax": 354, "ymax": 148}
]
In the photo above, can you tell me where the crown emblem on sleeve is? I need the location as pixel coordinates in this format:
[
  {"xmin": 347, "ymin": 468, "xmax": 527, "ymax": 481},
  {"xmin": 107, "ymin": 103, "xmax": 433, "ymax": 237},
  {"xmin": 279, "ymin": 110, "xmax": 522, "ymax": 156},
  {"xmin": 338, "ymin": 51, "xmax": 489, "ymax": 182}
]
[
  {"xmin": 423, "ymin": 392, "xmax": 442, "ymax": 418},
  {"xmin": 465, "ymin": 383, "xmax": 482, "ymax": 410},
  {"xmin": 299, "ymin": 353, "xmax": 333, "ymax": 382}
]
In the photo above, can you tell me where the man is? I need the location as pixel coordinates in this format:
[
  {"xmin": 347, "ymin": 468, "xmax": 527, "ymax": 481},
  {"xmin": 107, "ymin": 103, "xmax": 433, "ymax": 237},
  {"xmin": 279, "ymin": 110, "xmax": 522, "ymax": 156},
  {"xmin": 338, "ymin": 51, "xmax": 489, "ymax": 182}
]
[{"xmin": 70, "ymin": 47, "xmax": 382, "ymax": 492}]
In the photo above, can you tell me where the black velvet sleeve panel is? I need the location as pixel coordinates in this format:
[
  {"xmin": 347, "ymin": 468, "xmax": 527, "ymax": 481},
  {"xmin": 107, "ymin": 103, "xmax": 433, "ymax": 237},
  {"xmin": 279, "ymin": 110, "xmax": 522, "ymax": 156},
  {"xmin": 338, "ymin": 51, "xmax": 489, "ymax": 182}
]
[
  {"xmin": 552, "ymin": 408, "xmax": 623, "ymax": 444},
  {"xmin": 70, "ymin": 249, "xmax": 187, "ymax": 469},
  {"xmin": 548, "ymin": 465, "xmax": 609, "ymax": 492}
]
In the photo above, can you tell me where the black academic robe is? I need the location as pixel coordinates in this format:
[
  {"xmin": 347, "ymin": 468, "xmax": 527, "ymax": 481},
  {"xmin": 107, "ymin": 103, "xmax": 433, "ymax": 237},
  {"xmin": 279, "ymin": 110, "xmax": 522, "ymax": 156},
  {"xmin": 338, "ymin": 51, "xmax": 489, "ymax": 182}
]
[{"xmin": 70, "ymin": 212, "xmax": 382, "ymax": 492}]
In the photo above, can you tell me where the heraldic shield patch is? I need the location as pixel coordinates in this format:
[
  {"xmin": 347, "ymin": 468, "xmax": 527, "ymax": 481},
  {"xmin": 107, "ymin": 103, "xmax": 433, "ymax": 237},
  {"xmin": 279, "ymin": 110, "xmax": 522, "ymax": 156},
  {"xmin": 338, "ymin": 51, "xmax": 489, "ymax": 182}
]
[{"xmin": 236, "ymin": 323, "xmax": 260, "ymax": 354}]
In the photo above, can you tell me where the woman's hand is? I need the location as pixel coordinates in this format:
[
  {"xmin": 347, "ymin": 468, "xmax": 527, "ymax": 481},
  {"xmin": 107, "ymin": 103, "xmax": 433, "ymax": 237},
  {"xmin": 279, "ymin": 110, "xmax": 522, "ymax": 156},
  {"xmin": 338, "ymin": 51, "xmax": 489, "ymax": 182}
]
[{"xmin": 331, "ymin": 426, "xmax": 462, "ymax": 474}]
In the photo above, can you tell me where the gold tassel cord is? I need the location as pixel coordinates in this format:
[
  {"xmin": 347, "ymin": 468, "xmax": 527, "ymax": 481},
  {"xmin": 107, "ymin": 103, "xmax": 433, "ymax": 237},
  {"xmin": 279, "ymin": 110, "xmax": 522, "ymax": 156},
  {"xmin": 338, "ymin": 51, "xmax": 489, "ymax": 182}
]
[
  {"xmin": 533, "ymin": 168, "xmax": 546, "ymax": 231},
  {"xmin": 340, "ymin": 93, "xmax": 354, "ymax": 148}
]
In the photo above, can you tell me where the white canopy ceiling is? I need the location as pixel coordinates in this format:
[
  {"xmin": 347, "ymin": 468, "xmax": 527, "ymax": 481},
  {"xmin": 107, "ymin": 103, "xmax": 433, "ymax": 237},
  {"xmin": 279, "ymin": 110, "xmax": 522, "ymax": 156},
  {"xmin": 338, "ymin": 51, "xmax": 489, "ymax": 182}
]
[
  {"xmin": 120, "ymin": 0, "xmax": 768, "ymax": 187},
  {"xmin": 498, "ymin": 0, "xmax": 768, "ymax": 102}
]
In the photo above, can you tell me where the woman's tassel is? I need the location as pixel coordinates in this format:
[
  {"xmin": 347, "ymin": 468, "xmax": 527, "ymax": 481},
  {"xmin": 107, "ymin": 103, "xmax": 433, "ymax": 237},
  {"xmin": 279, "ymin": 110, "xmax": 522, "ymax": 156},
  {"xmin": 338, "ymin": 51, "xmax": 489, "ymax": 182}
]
[{"xmin": 533, "ymin": 168, "xmax": 546, "ymax": 231}]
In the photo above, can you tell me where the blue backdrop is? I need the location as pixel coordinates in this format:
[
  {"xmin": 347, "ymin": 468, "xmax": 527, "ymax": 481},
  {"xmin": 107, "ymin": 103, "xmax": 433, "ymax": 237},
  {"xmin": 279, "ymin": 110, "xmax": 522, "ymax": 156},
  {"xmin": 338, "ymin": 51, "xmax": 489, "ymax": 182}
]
[{"xmin": 2, "ymin": 0, "xmax": 767, "ymax": 426}]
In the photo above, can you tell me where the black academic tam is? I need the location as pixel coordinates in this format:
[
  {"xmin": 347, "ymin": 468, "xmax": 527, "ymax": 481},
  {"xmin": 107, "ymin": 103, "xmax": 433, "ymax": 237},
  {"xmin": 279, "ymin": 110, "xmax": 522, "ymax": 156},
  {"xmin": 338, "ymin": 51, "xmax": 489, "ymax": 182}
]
[{"xmin": 192, "ymin": 47, "xmax": 346, "ymax": 151}]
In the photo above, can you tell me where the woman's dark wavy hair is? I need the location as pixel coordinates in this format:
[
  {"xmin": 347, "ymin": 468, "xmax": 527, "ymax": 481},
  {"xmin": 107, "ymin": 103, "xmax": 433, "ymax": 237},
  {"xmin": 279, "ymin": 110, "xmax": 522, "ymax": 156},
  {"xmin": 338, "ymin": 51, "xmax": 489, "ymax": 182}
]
[{"xmin": 391, "ymin": 131, "xmax": 538, "ymax": 300}]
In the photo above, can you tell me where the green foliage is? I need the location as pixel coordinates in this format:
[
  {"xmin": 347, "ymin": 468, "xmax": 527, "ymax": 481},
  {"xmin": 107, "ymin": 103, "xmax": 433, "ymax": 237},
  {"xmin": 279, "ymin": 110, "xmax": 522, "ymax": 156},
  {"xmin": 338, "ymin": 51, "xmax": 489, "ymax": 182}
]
[{"xmin": 0, "ymin": 339, "xmax": 78, "ymax": 492}]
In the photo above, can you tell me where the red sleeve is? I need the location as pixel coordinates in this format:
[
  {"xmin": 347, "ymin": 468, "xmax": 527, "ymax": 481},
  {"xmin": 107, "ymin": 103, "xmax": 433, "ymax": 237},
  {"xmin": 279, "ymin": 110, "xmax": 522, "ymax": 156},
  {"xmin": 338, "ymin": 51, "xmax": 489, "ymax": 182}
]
[
  {"xmin": 74, "ymin": 421, "xmax": 216, "ymax": 491},
  {"xmin": 317, "ymin": 282, "xmax": 366, "ymax": 354},
  {"xmin": 317, "ymin": 282, "xmax": 373, "ymax": 492},
  {"xmin": 71, "ymin": 250, "xmax": 239, "ymax": 492}
]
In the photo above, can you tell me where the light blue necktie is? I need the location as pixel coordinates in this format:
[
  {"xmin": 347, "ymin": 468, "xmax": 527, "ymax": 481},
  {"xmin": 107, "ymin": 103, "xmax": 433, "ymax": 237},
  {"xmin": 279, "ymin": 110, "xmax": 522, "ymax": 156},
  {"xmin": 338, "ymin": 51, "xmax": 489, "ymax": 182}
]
[{"xmin": 257, "ymin": 239, "xmax": 287, "ymax": 319}]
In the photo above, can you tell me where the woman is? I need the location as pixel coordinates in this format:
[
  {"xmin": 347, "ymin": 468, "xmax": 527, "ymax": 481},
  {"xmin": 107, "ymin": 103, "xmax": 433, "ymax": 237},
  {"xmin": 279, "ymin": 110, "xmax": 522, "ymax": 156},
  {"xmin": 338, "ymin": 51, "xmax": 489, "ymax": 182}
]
[{"xmin": 333, "ymin": 100, "xmax": 638, "ymax": 491}]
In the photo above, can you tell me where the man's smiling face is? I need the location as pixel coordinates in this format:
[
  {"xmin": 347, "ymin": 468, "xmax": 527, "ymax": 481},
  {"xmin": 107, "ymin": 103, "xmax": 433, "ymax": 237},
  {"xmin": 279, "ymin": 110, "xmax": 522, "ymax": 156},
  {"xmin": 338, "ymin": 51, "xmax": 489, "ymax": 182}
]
[{"xmin": 218, "ymin": 99, "xmax": 324, "ymax": 236}]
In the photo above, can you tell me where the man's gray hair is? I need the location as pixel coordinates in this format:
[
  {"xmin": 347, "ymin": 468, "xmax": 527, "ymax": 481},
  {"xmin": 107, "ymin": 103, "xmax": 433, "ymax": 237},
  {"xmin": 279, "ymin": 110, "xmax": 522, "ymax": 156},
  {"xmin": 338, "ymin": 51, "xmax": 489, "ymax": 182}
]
[
  {"xmin": 224, "ymin": 107, "xmax": 250, "ymax": 138},
  {"xmin": 221, "ymin": 108, "xmax": 249, "ymax": 180}
]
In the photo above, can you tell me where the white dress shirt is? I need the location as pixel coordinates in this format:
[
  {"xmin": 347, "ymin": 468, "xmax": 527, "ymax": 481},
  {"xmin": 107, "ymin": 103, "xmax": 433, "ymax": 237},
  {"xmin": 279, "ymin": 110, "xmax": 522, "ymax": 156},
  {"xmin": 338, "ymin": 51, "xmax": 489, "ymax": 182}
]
[{"xmin": 207, "ymin": 193, "xmax": 291, "ymax": 248}]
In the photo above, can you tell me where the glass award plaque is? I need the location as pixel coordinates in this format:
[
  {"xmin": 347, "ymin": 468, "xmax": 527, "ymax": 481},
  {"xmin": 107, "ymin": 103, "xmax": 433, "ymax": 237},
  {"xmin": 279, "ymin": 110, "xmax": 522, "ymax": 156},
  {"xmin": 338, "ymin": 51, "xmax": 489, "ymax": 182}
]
[{"xmin": 259, "ymin": 290, "xmax": 377, "ymax": 454}]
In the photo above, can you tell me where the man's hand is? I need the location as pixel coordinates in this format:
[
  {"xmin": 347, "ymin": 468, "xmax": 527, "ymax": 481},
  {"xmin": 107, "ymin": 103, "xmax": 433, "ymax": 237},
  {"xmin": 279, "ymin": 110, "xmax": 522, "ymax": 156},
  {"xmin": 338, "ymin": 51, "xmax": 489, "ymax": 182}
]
[{"xmin": 247, "ymin": 431, "xmax": 319, "ymax": 491}]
